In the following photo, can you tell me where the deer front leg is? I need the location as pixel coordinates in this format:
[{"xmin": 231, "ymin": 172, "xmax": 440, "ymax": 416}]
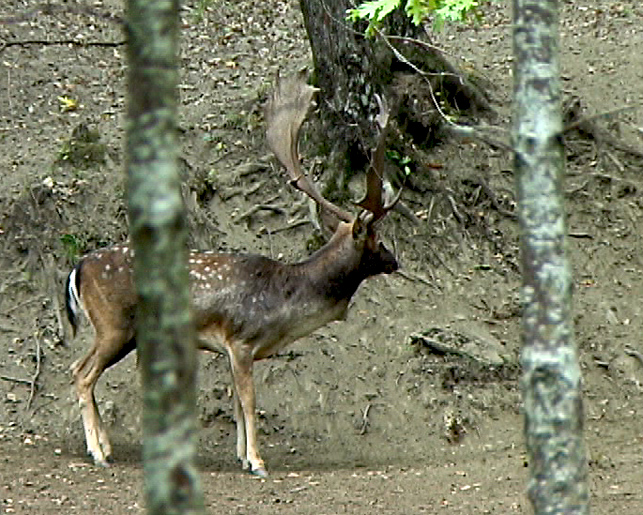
[
  {"xmin": 227, "ymin": 347, "xmax": 266, "ymax": 477},
  {"xmin": 232, "ymin": 389, "xmax": 247, "ymax": 469}
]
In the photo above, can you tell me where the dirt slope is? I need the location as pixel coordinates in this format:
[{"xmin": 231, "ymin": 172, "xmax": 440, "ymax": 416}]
[{"xmin": 1, "ymin": 0, "xmax": 643, "ymax": 513}]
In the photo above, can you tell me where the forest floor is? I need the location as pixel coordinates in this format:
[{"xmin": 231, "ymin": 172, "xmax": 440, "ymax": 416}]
[{"xmin": 1, "ymin": 0, "xmax": 643, "ymax": 513}]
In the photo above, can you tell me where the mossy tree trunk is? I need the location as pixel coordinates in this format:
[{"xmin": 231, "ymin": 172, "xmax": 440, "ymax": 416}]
[
  {"xmin": 512, "ymin": 1, "xmax": 589, "ymax": 514},
  {"xmin": 125, "ymin": 0, "xmax": 204, "ymax": 513}
]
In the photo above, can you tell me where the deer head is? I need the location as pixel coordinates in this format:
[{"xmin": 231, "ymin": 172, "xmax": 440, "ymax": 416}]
[{"xmin": 264, "ymin": 70, "xmax": 399, "ymax": 282}]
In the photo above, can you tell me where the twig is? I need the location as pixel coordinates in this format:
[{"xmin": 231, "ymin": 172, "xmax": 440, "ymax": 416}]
[
  {"xmin": 42, "ymin": 254, "xmax": 65, "ymax": 341},
  {"xmin": 0, "ymin": 3, "xmax": 123, "ymax": 25},
  {"xmin": 589, "ymin": 172, "xmax": 642, "ymax": 191},
  {"xmin": 604, "ymin": 149, "xmax": 625, "ymax": 173},
  {"xmin": 359, "ymin": 403, "xmax": 371, "ymax": 435},
  {"xmin": 443, "ymin": 122, "xmax": 512, "ymax": 151},
  {"xmin": 426, "ymin": 244, "xmax": 456, "ymax": 277},
  {"xmin": 0, "ymin": 39, "xmax": 125, "ymax": 48},
  {"xmin": 259, "ymin": 219, "xmax": 310, "ymax": 235},
  {"xmin": 26, "ymin": 332, "xmax": 42, "ymax": 411},
  {"xmin": 396, "ymin": 269, "xmax": 439, "ymax": 290},
  {"xmin": 0, "ymin": 375, "xmax": 32, "ymax": 385},
  {"xmin": 565, "ymin": 179, "xmax": 589, "ymax": 196},
  {"xmin": 265, "ymin": 227, "xmax": 274, "ymax": 259},
  {"xmin": 244, "ymin": 179, "xmax": 269, "ymax": 197},
  {"xmin": 568, "ymin": 112, "xmax": 643, "ymax": 160},
  {"xmin": 375, "ymin": 30, "xmax": 453, "ymax": 124},
  {"xmin": 445, "ymin": 192, "xmax": 464, "ymax": 224},
  {"xmin": 386, "ymin": 34, "xmax": 452, "ymax": 59},
  {"xmin": 6, "ymin": 64, "xmax": 11, "ymax": 117},
  {"xmin": 234, "ymin": 195, "xmax": 283, "ymax": 222},
  {"xmin": 238, "ymin": 160, "xmax": 271, "ymax": 177},
  {"xmin": 375, "ymin": 28, "xmax": 494, "ymax": 117},
  {"xmin": 563, "ymin": 105, "xmax": 638, "ymax": 134},
  {"xmin": 472, "ymin": 175, "xmax": 517, "ymax": 219},
  {"xmin": 624, "ymin": 346, "xmax": 643, "ymax": 368},
  {"xmin": 3, "ymin": 296, "xmax": 42, "ymax": 316}
]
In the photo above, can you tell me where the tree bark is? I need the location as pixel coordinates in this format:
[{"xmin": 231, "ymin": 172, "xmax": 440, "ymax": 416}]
[
  {"xmin": 125, "ymin": 0, "xmax": 204, "ymax": 513},
  {"xmin": 512, "ymin": 1, "xmax": 589, "ymax": 514}
]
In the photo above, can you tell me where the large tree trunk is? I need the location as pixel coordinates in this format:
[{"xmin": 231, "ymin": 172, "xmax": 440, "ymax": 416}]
[
  {"xmin": 513, "ymin": 0, "xmax": 589, "ymax": 514},
  {"xmin": 299, "ymin": 0, "xmax": 493, "ymax": 189},
  {"xmin": 125, "ymin": 0, "xmax": 204, "ymax": 513},
  {"xmin": 299, "ymin": 0, "xmax": 415, "ymax": 168}
]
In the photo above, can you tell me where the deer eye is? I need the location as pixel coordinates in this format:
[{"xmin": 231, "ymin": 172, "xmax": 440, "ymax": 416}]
[{"xmin": 352, "ymin": 218, "xmax": 367, "ymax": 240}]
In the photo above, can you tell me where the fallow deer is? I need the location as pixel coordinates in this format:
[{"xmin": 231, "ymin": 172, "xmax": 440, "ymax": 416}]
[{"xmin": 64, "ymin": 70, "xmax": 398, "ymax": 477}]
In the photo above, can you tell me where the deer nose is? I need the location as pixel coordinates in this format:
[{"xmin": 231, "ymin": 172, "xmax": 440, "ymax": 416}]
[{"xmin": 379, "ymin": 243, "xmax": 399, "ymax": 273}]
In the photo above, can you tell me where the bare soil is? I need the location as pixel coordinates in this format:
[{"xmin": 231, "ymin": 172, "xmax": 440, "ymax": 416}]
[{"xmin": 1, "ymin": 0, "xmax": 643, "ymax": 513}]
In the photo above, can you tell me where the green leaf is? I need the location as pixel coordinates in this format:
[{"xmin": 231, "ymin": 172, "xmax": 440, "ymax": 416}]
[
  {"xmin": 405, "ymin": 0, "xmax": 427, "ymax": 25},
  {"xmin": 347, "ymin": 0, "xmax": 401, "ymax": 24},
  {"xmin": 436, "ymin": 0, "xmax": 479, "ymax": 22}
]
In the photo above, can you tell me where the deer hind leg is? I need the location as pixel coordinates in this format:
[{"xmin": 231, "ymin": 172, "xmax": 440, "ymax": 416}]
[
  {"xmin": 72, "ymin": 347, "xmax": 111, "ymax": 466},
  {"xmin": 72, "ymin": 330, "xmax": 135, "ymax": 466},
  {"xmin": 227, "ymin": 347, "xmax": 266, "ymax": 477}
]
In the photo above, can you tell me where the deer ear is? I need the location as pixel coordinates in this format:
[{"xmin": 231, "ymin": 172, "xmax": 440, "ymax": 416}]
[{"xmin": 352, "ymin": 217, "xmax": 367, "ymax": 241}]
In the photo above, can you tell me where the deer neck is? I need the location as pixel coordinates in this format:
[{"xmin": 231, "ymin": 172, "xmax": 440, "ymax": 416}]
[{"xmin": 295, "ymin": 224, "xmax": 367, "ymax": 306}]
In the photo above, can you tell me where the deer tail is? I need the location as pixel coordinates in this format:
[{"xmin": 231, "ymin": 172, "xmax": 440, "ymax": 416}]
[{"xmin": 65, "ymin": 260, "xmax": 84, "ymax": 338}]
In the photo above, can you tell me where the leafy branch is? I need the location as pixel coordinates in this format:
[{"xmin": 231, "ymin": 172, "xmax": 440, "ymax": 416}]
[{"xmin": 347, "ymin": 0, "xmax": 484, "ymax": 34}]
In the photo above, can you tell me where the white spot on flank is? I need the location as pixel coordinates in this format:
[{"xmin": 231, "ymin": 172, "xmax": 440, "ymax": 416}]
[
  {"xmin": 105, "ymin": 264, "xmax": 111, "ymax": 271},
  {"xmin": 204, "ymin": 266, "xmax": 211, "ymax": 273}
]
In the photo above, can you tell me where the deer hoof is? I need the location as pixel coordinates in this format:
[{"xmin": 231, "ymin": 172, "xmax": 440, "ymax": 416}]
[
  {"xmin": 88, "ymin": 450, "xmax": 113, "ymax": 468},
  {"xmin": 250, "ymin": 465, "xmax": 268, "ymax": 478},
  {"xmin": 94, "ymin": 457, "xmax": 111, "ymax": 468}
]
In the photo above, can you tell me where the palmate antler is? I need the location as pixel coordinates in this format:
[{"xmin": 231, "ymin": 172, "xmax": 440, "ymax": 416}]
[
  {"xmin": 265, "ymin": 70, "xmax": 396, "ymax": 227},
  {"xmin": 265, "ymin": 69, "xmax": 352, "ymax": 224}
]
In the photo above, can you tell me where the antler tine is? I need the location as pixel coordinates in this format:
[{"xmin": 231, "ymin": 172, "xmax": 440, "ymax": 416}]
[
  {"xmin": 356, "ymin": 93, "xmax": 391, "ymax": 224},
  {"xmin": 265, "ymin": 70, "xmax": 353, "ymax": 224}
]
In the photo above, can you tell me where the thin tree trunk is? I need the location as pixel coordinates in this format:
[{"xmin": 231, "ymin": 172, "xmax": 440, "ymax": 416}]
[
  {"xmin": 125, "ymin": 0, "xmax": 204, "ymax": 513},
  {"xmin": 512, "ymin": 1, "xmax": 589, "ymax": 514}
]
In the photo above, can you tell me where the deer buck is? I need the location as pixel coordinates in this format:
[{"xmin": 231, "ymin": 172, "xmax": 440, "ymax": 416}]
[{"xmin": 64, "ymin": 70, "xmax": 398, "ymax": 477}]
